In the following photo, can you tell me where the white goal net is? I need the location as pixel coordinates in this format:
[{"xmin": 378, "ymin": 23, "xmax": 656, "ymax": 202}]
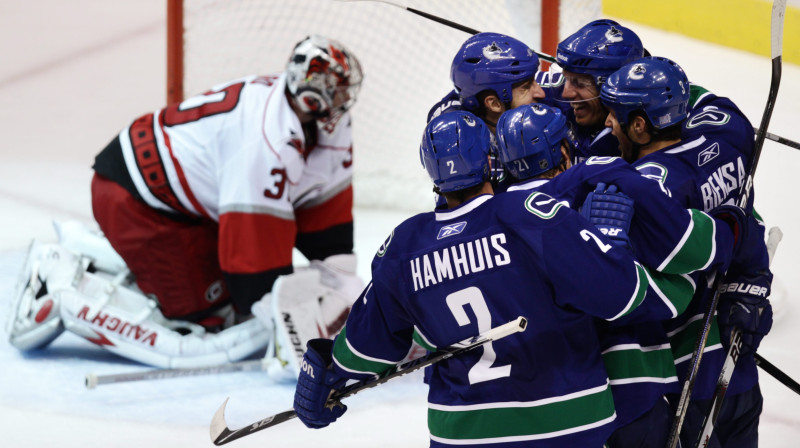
[{"xmin": 174, "ymin": 0, "xmax": 600, "ymax": 212}]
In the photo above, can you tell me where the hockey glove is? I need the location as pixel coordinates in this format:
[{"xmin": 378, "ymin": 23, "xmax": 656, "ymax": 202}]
[
  {"xmin": 718, "ymin": 276, "xmax": 773, "ymax": 356},
  {"xmin": 580, "ymin": 183, "xmax": 634, "ymax": 250},
  {"xmin": 712, "ymin": 205, "xmax": 773, "ymax": 356},
  {"xmin": 294, "ymin": 338, "xmax": 348, "ymax": 429}
]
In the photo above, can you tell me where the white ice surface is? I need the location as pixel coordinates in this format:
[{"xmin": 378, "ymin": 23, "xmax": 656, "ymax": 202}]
[{"xmin": 0, "ymin": 1, "xmax": 798, "ymax": 446}]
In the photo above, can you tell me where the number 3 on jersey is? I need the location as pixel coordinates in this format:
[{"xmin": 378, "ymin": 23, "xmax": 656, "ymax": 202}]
[{"xmin": 446, "ymin": 287, "xmax": 511, "ymax": 384}]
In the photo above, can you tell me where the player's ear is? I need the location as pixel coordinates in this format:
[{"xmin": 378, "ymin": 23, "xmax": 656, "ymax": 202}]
[
  {"xmin": 631, "ymin": 115, "xmax": 648, "ymax": 136},
  {"xmin": 483, "ymin": 94, "xmax": 504, "ymax": 114}
]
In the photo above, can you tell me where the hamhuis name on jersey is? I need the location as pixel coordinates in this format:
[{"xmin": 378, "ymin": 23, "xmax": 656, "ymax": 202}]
[{"xmin": 410, "ymin": 233, "xmax": 511, "ymax": 292}]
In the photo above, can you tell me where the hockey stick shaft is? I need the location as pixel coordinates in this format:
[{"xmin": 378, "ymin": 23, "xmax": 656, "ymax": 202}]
[
  {"xmin": 755, "ymin": 353, "xmax": 800, "ymax": 395},
  {"xmin": 336, "ymin": 0, "xmax": 557, "ymax": 63},
  {"xmin": 758, "ymin": 128, "xmax": 800, "ymax": 150},
  {"xmin": 85, "ymin": 359, "xmax": 267, "ymax": 389},
  {"xmin": 209, "ymin": 316, "xmax": 528, "ymax": 445},
  {"xmin": 670, "ymin": 2, "xmax": 788, "ymax": 447}
]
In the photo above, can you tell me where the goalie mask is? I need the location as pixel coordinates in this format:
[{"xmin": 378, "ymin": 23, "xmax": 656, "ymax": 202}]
[
  {"xmin": 286, "ymin": 35, "xmax": 363, "ymax": 121},
  {"xmin": 420, "ymin": 111, "xmax": 492, "ymax": 193},
  {"xmin": 600, "ymin": 56, "xmax": 690, "ymax": 129},
  {"xmin": 496, "ymin": 104, "xmax": 569, "ymax": 180}
]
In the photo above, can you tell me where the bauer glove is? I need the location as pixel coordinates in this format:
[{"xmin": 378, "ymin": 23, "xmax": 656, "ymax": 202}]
[
  {"xmin": 294, "ymin": 338, "xmax": 348, "ymax": 429},
  {"xmin": 580, "ymin": 183, "xmax": 634, "ymax": 251},
  {"xmin": 712, "ymin": 204, "xmax": 773, "ymax": 356}
]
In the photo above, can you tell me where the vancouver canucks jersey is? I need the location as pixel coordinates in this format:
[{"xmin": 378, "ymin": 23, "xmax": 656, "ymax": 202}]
[
  {"xmin": 333, "ymin": 191, "xmax": 663, "ymax": 447},
  {"xmin": 507, "ymin": 157, "xmax": 740, "ymax": 426},
  {"xmin": 632, "ymin": 99, "xmax": 759, "ymax": 399}
]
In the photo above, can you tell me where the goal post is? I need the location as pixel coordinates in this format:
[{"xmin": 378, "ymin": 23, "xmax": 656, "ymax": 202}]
[{"xmin": 166, "ymin": 0, "xmax": 599, "ymax": 211}]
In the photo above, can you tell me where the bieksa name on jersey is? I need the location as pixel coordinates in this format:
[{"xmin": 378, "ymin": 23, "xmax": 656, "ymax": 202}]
[
  {"xmin": 700, "ymin": 156, "xmax": 745, "ymax": 211},
  {"xmin": 410, "ymin": 233, "xmax": 511, "ymax": 292}
]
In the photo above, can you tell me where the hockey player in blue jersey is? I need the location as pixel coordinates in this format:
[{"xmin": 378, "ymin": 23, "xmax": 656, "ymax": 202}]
[
  {"xmin": 426, "ymin": 32, "xmax": 547, "ymax": 203},
  {"xmin": 427, "ymin": 32, "xmax": 545, "ymax": 130},
  {"xmin": 291, "ymin": 111, "xmax": 716, "ymax": 447},
  {"xmin": 494, "ymin": 102, "xmax": 769, "ymax": 447},
  {"xmin": 601, "ymin": 56, "xmax": 773, "ymax": 447},
  {"xmin": 548, "ymin": 19, "xmax": 646, "ymax": 164}
]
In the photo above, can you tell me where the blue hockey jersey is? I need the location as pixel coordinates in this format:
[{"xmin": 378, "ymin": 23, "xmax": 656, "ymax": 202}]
[
  {"xmin": 632, "ymin": 89, "xmax": 761, "ymax": 400},
  {"xmin": 507, "ymin": 157, "xmax": 740, "ymax": 427},
  {"xmin": 332, "ymin": 191, "xmax": 694, "ymax": 447}
]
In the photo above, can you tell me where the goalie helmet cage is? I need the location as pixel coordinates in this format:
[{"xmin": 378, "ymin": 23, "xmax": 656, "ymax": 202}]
[{"xmin": 166, "ymin": 0, "xmax": 601, "ymax": 212}]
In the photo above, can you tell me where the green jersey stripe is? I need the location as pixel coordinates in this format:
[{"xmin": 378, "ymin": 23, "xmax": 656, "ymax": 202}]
[
  {"xmin": 602, "ymin": 344, "xmax": 678, "ymax": 382},
  {"xmin": 660, "ymin": 209, "xmax": 716, "ymax": 274},
  {"xmin": 428, "ymin": 382, "xmax": 615, "ymax": 441},
  {"xmin": 413, "ymin": 327, "xmax": 437, "ymax": 352},
  {"xmin": 644, "ymin": 268, "xmax": 697, "ymax": 317},
  {"xmin": 667, "ymin": 315, "xmax": 722, "ymax": 360},
  {"xmin": 609, "ymin": 263, "xmax": 649, "ymax": 321},
  {"xmin": 332, "ymin": 326, "xmax": 396, "ymax": 376}
]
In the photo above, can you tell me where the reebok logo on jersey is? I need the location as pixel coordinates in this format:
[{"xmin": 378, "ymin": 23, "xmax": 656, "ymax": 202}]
[
  {"xmin": 437, "ymin": 222, "xmax": 467, "ymax": 240},
  {"xmin": 698, "ymin": 143, "xmax": 720, "ymax": 166}
]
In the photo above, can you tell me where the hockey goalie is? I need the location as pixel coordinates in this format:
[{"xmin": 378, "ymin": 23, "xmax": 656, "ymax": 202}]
[{"xmin": 5, "ymin": 34, "xmax": 366, "ymax": 377}]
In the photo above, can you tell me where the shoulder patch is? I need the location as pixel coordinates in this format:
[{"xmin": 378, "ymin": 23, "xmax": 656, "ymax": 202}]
[
  {"xmin": 524, "ymin": 192, "xmax": 566, "ymax": 219},
  {"xmin": 585, "ymin": 156, "xmax": 620, "ymax": 165},
  {"xmin": 686, "ymin": 106, "xmax": 730, "ymax": 129},
  {"xmin": 635, "ymin": 162, "xmax": 672, "ymax": 197},
  {"xmin": 376, "ymin": 230, "xmax": 394, "ymax": 257}
]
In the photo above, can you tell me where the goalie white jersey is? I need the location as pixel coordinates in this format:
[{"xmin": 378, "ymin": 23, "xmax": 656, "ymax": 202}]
[{"xmin": 94, "ymin": 73, "xmax": 356, "ymax": 297}]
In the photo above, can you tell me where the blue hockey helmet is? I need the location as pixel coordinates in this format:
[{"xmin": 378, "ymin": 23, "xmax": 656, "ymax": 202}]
[
  {"xmin": 556, "ymin": 19, "xmax": 644, "ymax": 86},
  {"xmin": 451, "ymin": 32, "xmax": 540, "ymax": 111},
  {"xmin": 496, "ymin": 104, "xmax": 568, "ymax": 180},
  {"xmin": 420, "ymin": 111, "xmax": 492, "ymax": 193},
  {"xmin": 600, "ymin": 56, "xmax": 690, "ymax": 129}
]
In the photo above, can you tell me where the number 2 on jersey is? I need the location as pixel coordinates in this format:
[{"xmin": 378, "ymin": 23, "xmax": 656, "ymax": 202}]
[{"xmin": 446, "ymin": 286, "xmax": 511, "ymax": 384}]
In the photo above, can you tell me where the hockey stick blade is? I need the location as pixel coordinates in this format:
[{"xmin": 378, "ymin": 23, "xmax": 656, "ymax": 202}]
[
  {"xmin": 209, "ymin": 316, "xmax": 528, "ymax": 445},
  {"xmin": 335, "ymin": 0, "xmax": 557, "ymax": 63}
]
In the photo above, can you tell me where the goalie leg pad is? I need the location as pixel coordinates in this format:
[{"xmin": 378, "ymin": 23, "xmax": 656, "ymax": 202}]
[
  {"xmin": 6, "ymin": 241, "xmax": 77, "ymax": 351},
  {"xmin": 57, "ymin": 268, "xmax": 270, "ymax": 368}
]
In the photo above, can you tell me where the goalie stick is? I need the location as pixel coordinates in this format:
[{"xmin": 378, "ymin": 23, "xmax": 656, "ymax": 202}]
[
  {"xmin": 84, "ymin": 358, "xmax": 270, "ymax": 389},
  {"xmin": 209, "ymin": 316, "xmax": 528, "ymax": 446},
  {"xmin": 336, "ymin": 0, "xmax": 558, "ymax": 63},
  {"xmin": 666, "ymin": 2, "xmax": 788, "ymax": 447}
]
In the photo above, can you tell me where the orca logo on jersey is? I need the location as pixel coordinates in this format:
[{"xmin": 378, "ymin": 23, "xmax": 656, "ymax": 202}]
[
  {"xmin": 376, "ymin": 230, "xmax": 394, "ymax": 258},
  {"xmin": 698, "ymin": 142, "xmax": 720, "ymax": 166},
  {"xmin": 524, "ymin": 192, "xmax": 566, "ymax": 219},
  {"xmin": 686, "ymin": 106, "xmax": 731, "ymax": 129},
  {"xmin": 437, "ymin": 222, "xmax": 467, "ymax": 240},
  {"xmin": 635, "ymin": 162, "xmax": 672, "ymax": 197}
]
